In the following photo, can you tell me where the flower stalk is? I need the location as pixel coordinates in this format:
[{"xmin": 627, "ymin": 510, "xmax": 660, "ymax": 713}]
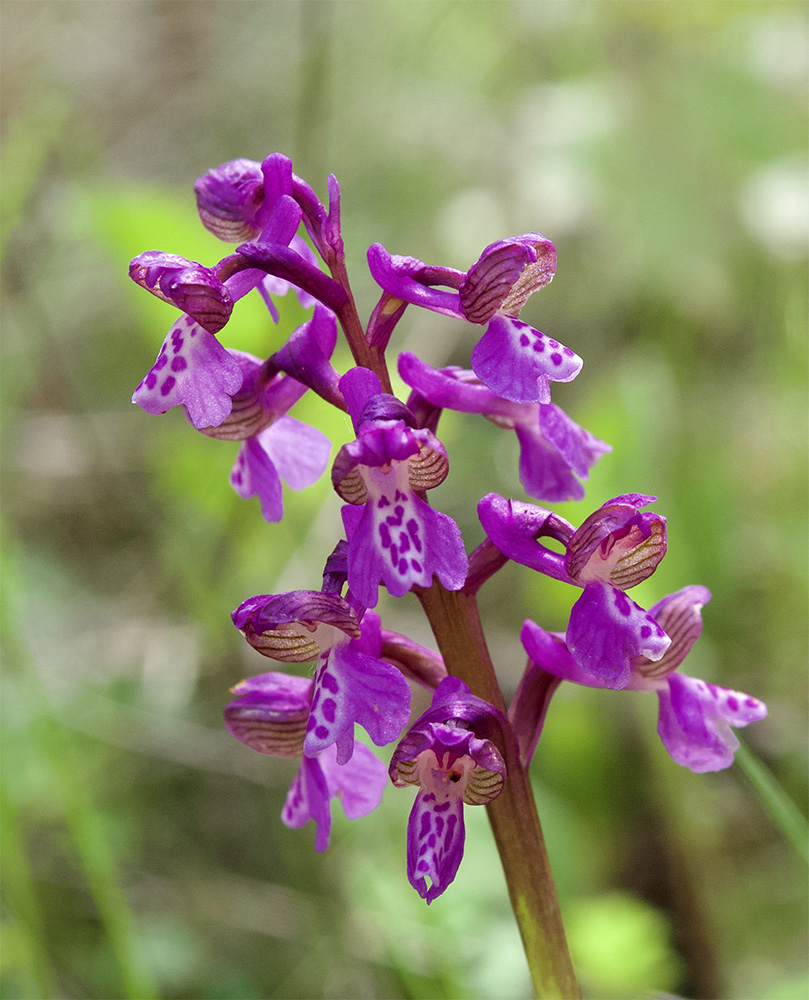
[{"xmin": 416, "ymin": 580, "xmax": 580, "ymax": 999}]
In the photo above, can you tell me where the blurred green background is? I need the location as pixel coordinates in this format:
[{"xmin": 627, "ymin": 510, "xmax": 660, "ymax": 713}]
[{"xmin": 2, "ymin": 2, "xmax": 807, "ymax": 998}]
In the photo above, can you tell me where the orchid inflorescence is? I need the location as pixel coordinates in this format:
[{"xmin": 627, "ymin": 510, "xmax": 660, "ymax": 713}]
[{"xmin": 130, "ymin": 152, "xmax": 766, "ymax": 913}]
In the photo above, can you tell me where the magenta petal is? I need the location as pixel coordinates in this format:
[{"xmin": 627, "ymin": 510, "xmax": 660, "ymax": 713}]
[
  {"xmin": 520, "ymin": 620, "xmax": 607, "ymax": 688},
  {"xmin": 657, "ymin": 673, "xmax": 768, "ymax": 773},
  {"xmin": 230, "ymin": 437, "xmax": 283, "ymax": 522},
  {"xmin": 471, "ymin": 315, "xmax": 582, "ymax": 404},
  {"xmin": 459, "ymin": 239, "xmax": 537, "ymax": 323},
  {"xmin": 303, "ymin": 642, "xmax": 412, "ymax": 760},
  {"xmin": 567, "ymin": 496, "xmax": 667, "ymax": 588},
  {"xmin": 366, "ymin": 243, "xmax": 463, "ymax": 318},
  {"xmin": 282, "ymin": 754, "xmax": 332, "ymax": 852},
  {"xmin": 320, "ymin": 741, "xmax": 388, "ymax": 820},
  {"xmin": 281, "ymin": 737, "xmax": 386, "ymax": 851},
  {"xmin": 224, "ymin": 672, "xmax": 312, "ymax": 756},
  {"xmin": 260, "ymin": 153, "xmax": 294, "ymax": 205},
  {"xmin": 539, "ymin": 403, "xmax": 612, "ymax": 480},
  {"xmin": 567, "ymin": 580, "xmax": 670, "ymax": 689},
  {"xmin": 132, "ymin": 318, "xmax": 243, "ymax": 428},
  {"xmin": 350, "ymin": 608, "xmax": 383, "ymax": 657},
  {"xmin": 221, "ymin": 203, "xmax": 301, "ymax": 305},
  {"xmin": 515, "ymin": 421, "xmax": 586, "ymax": 502},
  {"xmin": 343, "ymin": 494, "xmax": 467, "ymax": 609},
  {"xmin": 516, "ymin": 404, "xmax": 610, "ymax": 501},
  {"xmin": 260, "ymin": 416, "xmax": 331, "ymax": 491},
  {"xmin": 272, "ymin": 307, "xmax": 340, "ymax": 404},
  {"xmin": 407, "ymin": 790, "xmax": 465, "ymax": 903},
  {"xmin": 642, "ymin": 585, "xmax": 712, "ymax": 676},
  {"xmin": 129, "ymin": 251, "xmax": 234, "ymax": 334},
  {"xmin": 257, "ymin": 194, "xmax": 302, "ymax": 250},
  {"xmin": 339, "ymin": 367, "xmax": 383, "ymax": 429}
]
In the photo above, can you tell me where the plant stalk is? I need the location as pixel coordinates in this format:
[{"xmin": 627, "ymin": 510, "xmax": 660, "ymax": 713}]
[{"xmin": 415, "ymin": 580, "xmax": 580, "ymax": 1000}]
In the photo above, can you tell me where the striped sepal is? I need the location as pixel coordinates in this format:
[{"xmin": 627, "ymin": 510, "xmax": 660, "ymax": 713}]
[
  {"xmin": 245, "ymin": 628, "xmax": 322, "ymax": 662},
  {"xmin": 333, "ymin": 467, "xmax": 368, "ymax": 504},
  {"xmin": 408, "ymin": 444, "xmax": 449, "ymax": 491},
  {"xmin": 463, "ymin": 766, "xmax": 505, "ymax": 806},
  {"xmin": 224, "ymin": 703, "xmax": 308, "ymax": 757},
  {"xmin": 199, "ymin": 387, "xmax": 272, "ymax": 441},
  {"xmin": 609, "ymin": 518, "xmax": 667, "ymax": 590},
  {"xmin": 637, "ymin": 586, "xmax": 710, "ymax": 678}
]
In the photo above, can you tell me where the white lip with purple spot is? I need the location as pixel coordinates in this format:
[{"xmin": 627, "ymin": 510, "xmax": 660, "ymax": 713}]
[{"xmin": 132, "ymin": 315, "xmax": 242, "ymax": 429}]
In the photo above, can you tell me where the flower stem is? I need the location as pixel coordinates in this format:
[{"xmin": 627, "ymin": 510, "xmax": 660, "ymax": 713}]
[
  {"xmin": 415, "ymin": 580, "xmax": 581, "ymax": 999},
  {"xmin": 329, "ymin": 256, "xmax": 393, "ymax": 393}
]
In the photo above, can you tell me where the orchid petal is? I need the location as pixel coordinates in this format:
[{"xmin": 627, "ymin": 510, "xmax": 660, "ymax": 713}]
[
  {"xmin": 132, "ymin": 317, "xmax": 243, "ymax": 429},
  {"xmin": 340, "ymin": 367, "xmax": 383, "ymax": 429},
  {"xmin": 567, "ymin": 580, "xmax": 670, "ymax": 689},
  {"xmin": 230, "ymin": 437, "xmax": 283, "ymax": 522},
  {"xmin": 342, "ymin": 493, "xmax": 467, "ymax": 609},
  {"xmin": 657, "ymin": 673, "xmax": 768, "ymax": 772},
  {"xmin": 194, "ymin": 157, "xmax": 264, "ymax": 241},
  {"xmin": 538, "ymin": 403, "xmax": 612, "ymax": 480},
  {"xmin": 407, "ymin": 790, "xmax": 465, "ymax": 903},
  {"xmin": 129, "ymin": 252, "xmax": 233, "ymax": 334},
  {"xmin": 303, "ymin": 642, "xmax": 412, "ymax": 761},
  {"xmin": 282, "ymin": 754, "xmax": 332, "ymax": 852},
  {"xmin": 471, "ymin": 314, "xmax": 582, "ymax": 404},
  {"xmin": 320, "ymin": 741, "xmax": 388, "ymax": 820},
  {"xmin": 260, "ymin": 416, "xmax": 331, "ymax": 491}
]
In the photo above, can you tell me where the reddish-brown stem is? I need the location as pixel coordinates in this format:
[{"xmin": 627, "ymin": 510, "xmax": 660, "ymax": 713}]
[
  {"xmin": 415, "ymin": 580, "xmax": 580, "ymax": 1000},
  {"xmin": 329, "ymin": 256, "xmax": 393, "ymax": 393}
]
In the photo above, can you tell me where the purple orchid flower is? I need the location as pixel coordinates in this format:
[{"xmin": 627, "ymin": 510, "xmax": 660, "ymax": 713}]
[
  {"xmin": 332, "ymin": 367, "xmax": 468, "ymax": 609},
  {"xmin": 223, "ymin": 376, "xmax": 332, "ymax": 523},
  {"xmin": 195, "ymin": 152, "xmax": 345, "ymax": 271},
  {"xmin": 194, "ymin": 155, "xmax": 280, "ymax": 243},
  {"xmin": 224, "ymin": 671, "xmax": 387, "ymax": 851},
  {"xmin": 519, "ymin": 586, "xmax": 767, "ymax": 773},
  {"xmin": 131, "ymin": 314, "xmax": 244, "ymax": 428},
  {"xmin": 398, "ymin": 351, "xmax": 610, "ymax": 503},
  {"xmin": 479, "ymin": 492, "xmax": 671, "ymax": 688},
  {"xmin": 232, "ymin": 591, "xmax": 411, "ymax": 765},
  {"xmin": 130, "ymin": 191, "xmax": 303, "ymax": 330},
  {"xmin": 198, "ymin": 306, "xmax": 337, "ymax": 522},
  {"xmin": 389, "ymin": 676, "xmax": 507, "ymax": 903},
  {"xmin": 131, "ymin": 194, "xmax": 308, "ymax": 426},
  {"xmin": 192, "ymin": 151, "xmax": 349, "ymax": 311},
  {"xmin": 135, "ymin": 305, "xmax": 335, "ymax": 521},
  {"xmin": 367, "ymin": 236, "xmax": 582, "ymax": 404}
]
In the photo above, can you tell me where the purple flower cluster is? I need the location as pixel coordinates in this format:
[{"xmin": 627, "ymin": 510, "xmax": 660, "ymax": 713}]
[{"xmin": 130, "ymin": 152, "xmax": 766, "ymax": 904}]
